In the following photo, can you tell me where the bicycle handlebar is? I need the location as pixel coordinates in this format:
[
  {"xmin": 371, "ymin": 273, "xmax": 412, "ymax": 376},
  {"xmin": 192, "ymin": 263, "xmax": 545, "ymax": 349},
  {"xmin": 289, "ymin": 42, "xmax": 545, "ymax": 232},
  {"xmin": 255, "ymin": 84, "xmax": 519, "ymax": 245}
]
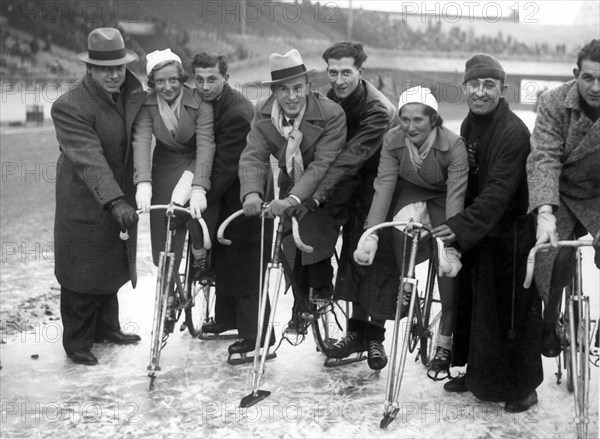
[
  {"xmin": 216, "ymin": 209, "xmax": 313, "ymax": 253},
  {"xmin": 358, "ymin": 220, "xmax": 434, "ymax": 247},
  {"xmin": 523, "ymin": 239, "xmax": 593, "ymax": 288},
  {"xmin": 119, "ymin": 204, "xmax": 211, "ymax": 249}
]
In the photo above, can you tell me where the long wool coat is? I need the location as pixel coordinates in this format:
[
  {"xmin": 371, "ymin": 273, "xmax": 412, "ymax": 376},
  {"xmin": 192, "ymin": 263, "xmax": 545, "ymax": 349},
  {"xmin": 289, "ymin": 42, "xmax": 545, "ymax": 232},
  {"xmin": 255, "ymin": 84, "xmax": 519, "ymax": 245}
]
[
  {"xmin": 52, "ymin": 70, "xmax": 145, "ymax": 294},
  {"xmin": 527, "ymin": 80, "xmax": 600, "ymax": 303},
  {"xmin": 446, "ymin": 98, "xmax": 544, "ymax": 402},
  {"xmin": 239, "ymin": 91, "xmax": 347, "ymax": 264}
]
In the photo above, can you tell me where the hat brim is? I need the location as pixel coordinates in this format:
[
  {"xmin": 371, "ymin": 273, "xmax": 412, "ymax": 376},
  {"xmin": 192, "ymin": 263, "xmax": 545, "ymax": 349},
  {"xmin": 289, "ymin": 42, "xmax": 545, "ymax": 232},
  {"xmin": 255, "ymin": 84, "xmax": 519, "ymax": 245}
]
[
  {"xmin": 77, "ymin": 49, "xmax": 138, "ymax": 66},
  {"xmin": 262, "ymin": 68, "xmax": 315, "ymax": 85}
]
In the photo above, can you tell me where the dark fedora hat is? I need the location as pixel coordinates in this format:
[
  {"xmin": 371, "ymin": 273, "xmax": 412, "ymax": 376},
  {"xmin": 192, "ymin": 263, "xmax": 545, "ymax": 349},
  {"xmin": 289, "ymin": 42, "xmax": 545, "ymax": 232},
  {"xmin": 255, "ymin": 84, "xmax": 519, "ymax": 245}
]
[
  {"xmin": 77, "ymin": 27, "xmax": 138, "ymax": 66},
  {"xmin": 262, "ymin": 49, "xmax": 315, "ymax": 85}
]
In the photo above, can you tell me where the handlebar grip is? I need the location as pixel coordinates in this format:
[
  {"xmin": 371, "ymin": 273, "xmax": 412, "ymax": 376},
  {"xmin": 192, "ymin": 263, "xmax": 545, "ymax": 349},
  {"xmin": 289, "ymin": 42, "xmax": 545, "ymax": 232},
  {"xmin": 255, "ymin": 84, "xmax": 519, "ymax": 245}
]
[
  {"xmin": 217, "ymin": 209, "xmax": 245, "ymax": 245},
  {"xmin": 292, "ymin": 217, "xmax": 313, "ymax": 253}
]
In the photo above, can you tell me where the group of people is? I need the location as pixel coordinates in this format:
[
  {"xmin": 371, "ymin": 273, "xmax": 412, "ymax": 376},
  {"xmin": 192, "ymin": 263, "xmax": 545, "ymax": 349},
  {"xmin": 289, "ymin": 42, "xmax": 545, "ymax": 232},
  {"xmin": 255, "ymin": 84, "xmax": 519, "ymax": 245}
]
[{"xmin": 51, "ymin": 25, "xmax": 599, "ymax": 417}]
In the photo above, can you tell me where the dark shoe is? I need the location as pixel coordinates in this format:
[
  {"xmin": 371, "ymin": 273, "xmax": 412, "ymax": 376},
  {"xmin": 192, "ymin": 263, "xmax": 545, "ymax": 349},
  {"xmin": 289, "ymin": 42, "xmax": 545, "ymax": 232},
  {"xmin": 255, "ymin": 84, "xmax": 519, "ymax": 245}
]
[
  {"xmin": 505, "ymin": 390, "xmax": 538, "ymax": 413},
  {"xmin": 202, "ymin": 321, "xmax": 236, "ymax": 334},
  {"xmin": 542, "ymin": 322, "xmax": 561, "ymax": 357},
  {"xmin": 67, "ymin": 348, "xmax": 98, "ymax": 366},
  {"xmin": 228, "ymin": 333, "xmax": 276, "ymax": 355},
  {"xmin": 95, "ymin": 330, "xmax": 141, "ymax": 345},
  {"xmin": 191, "ymin": 254, "xmax": 214, "ymax": 283},
  {"xmin": 310, "ymin": 286, "xmax": 333, "ymax": 305},
  {"xmin": 325, "ymin": 318, "xmax": 367, "ymax": 359},
  {"xmin": 443, "ymin": 375, "xmax": 468, "ymax": 393}
]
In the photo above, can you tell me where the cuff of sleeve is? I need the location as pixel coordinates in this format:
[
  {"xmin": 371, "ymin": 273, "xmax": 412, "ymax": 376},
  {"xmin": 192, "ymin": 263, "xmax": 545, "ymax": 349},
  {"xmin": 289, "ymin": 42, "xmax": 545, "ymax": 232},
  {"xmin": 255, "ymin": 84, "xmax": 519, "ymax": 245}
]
[
  {"xmin": 288, "ymin": 195, "xmax": 301, "ymax": 205},
  {"xmin": 192, "ymin": 186, "xmax": 207, "ymax": 194}
]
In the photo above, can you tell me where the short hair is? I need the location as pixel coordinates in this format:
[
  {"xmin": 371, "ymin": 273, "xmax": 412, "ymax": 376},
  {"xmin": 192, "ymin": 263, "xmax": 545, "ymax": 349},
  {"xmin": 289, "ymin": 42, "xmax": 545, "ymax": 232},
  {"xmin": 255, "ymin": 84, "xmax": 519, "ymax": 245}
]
[
  {"xmin": 191, "ymin": 52, "xmax": 229, "ymax": 76},
  {"xmin": 577, "ymin": 39, "xmax": 600, "ymax": 70},
  {"xmin": 147, "ymin": 60, "xmax": 188, "ymax": 88},
  {"xmin": 322, "ymin": 41, "xmax": 368, "ymax": 69},
  {"xmin": 399, "ymin": 103, "xmax": 444, "ymax": 127}
]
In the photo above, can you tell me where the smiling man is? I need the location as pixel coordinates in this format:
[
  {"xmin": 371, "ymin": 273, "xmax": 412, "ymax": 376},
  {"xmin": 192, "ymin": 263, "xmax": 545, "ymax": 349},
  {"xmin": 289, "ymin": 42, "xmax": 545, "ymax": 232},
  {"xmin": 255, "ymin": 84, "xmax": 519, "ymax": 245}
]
[
  {"xmin": 285, "ymin": 42, "xmax": 399, "ymax": 370},
  {"xmin": 432, "ymin": 53, "xmax": 543, "ymax": 413},
  {"xmin": 238, "ymin": 48, "xmax": 346, "ymax": 358},
  {"xmin": 190, "ymin": 52, "xmax": 273, "ymax": 363},
  {"xmin": 526, "ymin": 39, "xmax": 600, "ymax": 357}
]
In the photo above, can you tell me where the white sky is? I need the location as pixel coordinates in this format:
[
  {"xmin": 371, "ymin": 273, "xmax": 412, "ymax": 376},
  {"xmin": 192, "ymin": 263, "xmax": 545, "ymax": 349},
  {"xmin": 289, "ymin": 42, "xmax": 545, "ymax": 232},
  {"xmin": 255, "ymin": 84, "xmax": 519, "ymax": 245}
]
[{"xmin": 332, "ymin": 1, "xmax": 587, "ymax": 26}]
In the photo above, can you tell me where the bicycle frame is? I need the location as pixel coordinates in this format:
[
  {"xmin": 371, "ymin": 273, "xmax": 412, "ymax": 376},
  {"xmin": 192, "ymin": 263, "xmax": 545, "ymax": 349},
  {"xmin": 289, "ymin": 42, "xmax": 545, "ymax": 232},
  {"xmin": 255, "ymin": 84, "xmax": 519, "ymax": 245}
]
[
  {"xmin": 141, "ymin": 204, "xmax": 211, "ymax": 389},
  {"xmin": 357, "ymin": 220, "xmax": 442, "ymax": 429},
  {"xmin": 524, "ymin": 239, "xmax": 595, "ymax": 439}
]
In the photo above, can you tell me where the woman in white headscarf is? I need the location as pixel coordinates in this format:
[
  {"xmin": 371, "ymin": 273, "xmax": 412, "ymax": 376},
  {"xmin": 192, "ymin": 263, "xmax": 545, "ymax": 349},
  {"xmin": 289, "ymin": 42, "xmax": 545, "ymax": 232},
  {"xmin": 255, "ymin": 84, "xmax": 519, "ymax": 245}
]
[
  {"xmin": 354, "ymin": 86, "xmax": 468, "ymax": 377},
  {"xmin": 132, "ymin": 49, "xmax": 215, "ymax": 307}
]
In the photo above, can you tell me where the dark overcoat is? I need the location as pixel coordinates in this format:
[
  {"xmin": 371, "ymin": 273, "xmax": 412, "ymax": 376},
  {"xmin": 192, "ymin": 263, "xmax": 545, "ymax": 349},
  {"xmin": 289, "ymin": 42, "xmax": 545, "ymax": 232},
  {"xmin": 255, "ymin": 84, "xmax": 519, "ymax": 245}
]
[
  {"xmin": 52, "ymin": 70, "xmax": 145, "ymax": 294},
  {"xmin": 202, "ymin": 83, "xmax": 273, "ymax": 297},
  {"xmin": 445, "ymin": 99, "xmax": 543, "ymax": 402},
  {"xmin": 239, "ymin": 91, "xmax": 347, "ymax": 264}
]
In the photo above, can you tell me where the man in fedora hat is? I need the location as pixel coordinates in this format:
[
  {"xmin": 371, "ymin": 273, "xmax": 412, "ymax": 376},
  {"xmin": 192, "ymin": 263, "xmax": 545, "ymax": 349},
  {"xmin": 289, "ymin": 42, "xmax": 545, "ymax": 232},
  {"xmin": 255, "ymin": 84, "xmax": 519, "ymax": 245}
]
[
  {"xmin": 432, "ymin": 53, "xmax": 543, "ymax": 413},
  {"xmin": 237, "ymin": 48, "xmax": 347, "ymax": 357},
  {"xmin": 51, "ymin": 27, "xmax": 146, "ymax": 365}
]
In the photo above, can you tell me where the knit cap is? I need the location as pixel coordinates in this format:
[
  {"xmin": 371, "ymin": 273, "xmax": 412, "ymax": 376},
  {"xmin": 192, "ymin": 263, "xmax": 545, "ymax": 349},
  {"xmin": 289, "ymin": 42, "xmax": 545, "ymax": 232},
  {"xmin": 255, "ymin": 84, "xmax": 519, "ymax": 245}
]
[{"xmin": 463, "ymin": 53, "xmax": 506, "ymax": 83}]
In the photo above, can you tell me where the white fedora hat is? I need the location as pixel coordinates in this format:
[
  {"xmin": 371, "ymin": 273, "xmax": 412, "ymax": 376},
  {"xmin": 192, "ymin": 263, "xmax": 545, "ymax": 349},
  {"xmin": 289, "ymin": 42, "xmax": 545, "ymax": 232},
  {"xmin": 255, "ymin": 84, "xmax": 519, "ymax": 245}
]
[
  {"xmin": 262, "ymin": 49, "xmax": 314, "ymax": 85},
  {"xmin": 77, "ymin": 27, "xmax": 138, "ymax": 66}
]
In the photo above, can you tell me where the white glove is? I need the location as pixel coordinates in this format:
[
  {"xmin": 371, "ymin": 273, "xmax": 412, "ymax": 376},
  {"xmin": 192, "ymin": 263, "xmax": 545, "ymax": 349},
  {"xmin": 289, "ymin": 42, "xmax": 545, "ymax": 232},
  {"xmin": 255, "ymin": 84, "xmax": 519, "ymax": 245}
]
[
  {"xmin": 189, "ymin": 187, "xmax": 207, "ymax": 218},
  {"xmin": 436, "ymin": 239, "xmax": 462, "ymax": 277},
  {"xmin": 135, "ymin": 182, "xmax": 152, "ymax": 212},
  {"xmin": 536, "ymin": 206, "xmax": 558, "ymax": 246},
  {"xmin": 171, "ymin": 170, "xmax": 194, "ymax": 206},
  {"xmin": 353, "ymin": 234, "xmax": 379, "ymax": 266}
]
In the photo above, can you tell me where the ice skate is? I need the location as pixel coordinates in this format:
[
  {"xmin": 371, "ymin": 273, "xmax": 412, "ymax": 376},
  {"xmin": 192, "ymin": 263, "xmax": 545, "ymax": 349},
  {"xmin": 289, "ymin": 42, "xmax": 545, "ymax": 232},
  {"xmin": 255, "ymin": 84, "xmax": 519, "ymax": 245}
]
[
  {"xmin": 323, "ymin": 318, "xmax": 367, "ymax": 367},
  {"xmin": 366, "ymin": 323, "xmax": 388, "ymax": 370},
  {"xmin": 227, "ymin": 334, "xmax": 277, "ymax": 366},
  {"xmin": 198, "ymin": 319, "xmax": 239, "ymax": 341},
  {"xmin": 427, "ymin": 346, "xmax": 451, "ymax": 381}
]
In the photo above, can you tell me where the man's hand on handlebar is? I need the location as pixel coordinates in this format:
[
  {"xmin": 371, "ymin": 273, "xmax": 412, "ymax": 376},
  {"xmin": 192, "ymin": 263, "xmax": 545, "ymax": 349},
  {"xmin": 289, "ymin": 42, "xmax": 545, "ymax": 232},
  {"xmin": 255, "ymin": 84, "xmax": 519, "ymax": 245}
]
[
  {"xmin": 107, "ymin": 197, "xmax": 139, "ymax": 231},
  {"xmin": 432, "ymin": 224, "xmax": 456, "ymax": 244},
  {"xmin": 284, "ymin": 198, "xmax": 318, "ymax": 222},
  {"xmin": 243, "ymin": 193, "xmax": 263, "ymax": 216},
  {"xmin": 535, "ymin": 206, "xmax": 558, "ymax": 247}
]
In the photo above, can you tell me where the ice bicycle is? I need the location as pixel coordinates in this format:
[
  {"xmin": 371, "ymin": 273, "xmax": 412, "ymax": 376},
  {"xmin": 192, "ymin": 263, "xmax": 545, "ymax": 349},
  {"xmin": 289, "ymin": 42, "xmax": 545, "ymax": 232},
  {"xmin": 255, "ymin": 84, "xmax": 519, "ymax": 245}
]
[
  {"xmin": 524, "ymin": 239, "xmax": 599, "ymax": 439},
  {"xmin": 357, "ymin": 220, "xmax": 445, "ymax": 429},
  {"xmin": 131, "ymin": 204, "xmax": 212, "ymax": 389},
  {"xmin": 217, "ymin": 207, "xmax": 357, "ymax": 407}
]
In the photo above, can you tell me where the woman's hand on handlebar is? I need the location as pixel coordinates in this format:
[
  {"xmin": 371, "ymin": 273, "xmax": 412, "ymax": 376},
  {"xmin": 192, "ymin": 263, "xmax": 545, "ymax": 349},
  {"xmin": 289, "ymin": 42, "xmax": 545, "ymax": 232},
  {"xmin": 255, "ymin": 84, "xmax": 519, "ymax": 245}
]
[
  {"xmin": 432, "ymin": 224, "xmax": 456, "ymax": 244},
  {"xmin": 135, "ymin": 182, "xmax": 152, "ymax": 213},
  {"xmin": 354, "ymin": 234, "xmax": 378, "ymax": 266},
  {"xmin": 189, "ymin": 187, "xmax": 207, "ymax": 218}
]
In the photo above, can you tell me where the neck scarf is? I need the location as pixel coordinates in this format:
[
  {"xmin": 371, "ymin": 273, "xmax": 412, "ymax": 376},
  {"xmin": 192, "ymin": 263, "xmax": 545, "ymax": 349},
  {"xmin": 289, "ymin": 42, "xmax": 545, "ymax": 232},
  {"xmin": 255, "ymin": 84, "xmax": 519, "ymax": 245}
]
[
  {"xmin": 157, "ymin": 89, "xmax": 184, "ymax": 137},
  {"xmin": 405, "ymin": 127, "xmax": 437, "ymax": 172},
  {"xmin": 271, "ymin": 98, "xmax": 307, "ymax": 182}
]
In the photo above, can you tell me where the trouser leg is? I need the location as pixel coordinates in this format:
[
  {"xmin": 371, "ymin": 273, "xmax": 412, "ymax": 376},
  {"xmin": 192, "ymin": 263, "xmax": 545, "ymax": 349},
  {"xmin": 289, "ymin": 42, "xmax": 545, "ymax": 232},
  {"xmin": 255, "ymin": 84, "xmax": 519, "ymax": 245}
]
[
  {"xmin": 95, "ymin": 293, "xmax": 120, "ymax": 337},
  {"xmin": 60, "ymin": 287, "xmax": 98, "ymax": 354},
  {"xmin": 214, "ymin": 295, "xmax": 238, "ymax": 328}
]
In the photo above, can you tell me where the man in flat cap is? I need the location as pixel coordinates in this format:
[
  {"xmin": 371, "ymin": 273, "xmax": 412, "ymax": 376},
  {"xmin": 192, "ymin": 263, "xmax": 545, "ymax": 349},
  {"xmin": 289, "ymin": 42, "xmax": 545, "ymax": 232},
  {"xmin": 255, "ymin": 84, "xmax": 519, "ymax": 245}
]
[
  {"xmin": 237, "ymin": 48, "xmax": 346, "ymax": 358},
  {"xmin": 526, "ymin": 39, "xmax": 600, "ymax": 357},
  {"xmin": 51, "ymin": 27, "xmax": 145, "ymax": 365},
  {"xmin": 433, "ymin": 53, "xmax": 543, "ymax": 412}
]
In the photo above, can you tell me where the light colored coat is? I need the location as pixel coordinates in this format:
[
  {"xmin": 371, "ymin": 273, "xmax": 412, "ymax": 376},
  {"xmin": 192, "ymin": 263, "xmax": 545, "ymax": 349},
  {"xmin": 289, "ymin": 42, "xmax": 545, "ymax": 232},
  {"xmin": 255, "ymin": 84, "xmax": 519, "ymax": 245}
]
[{"xmin": 527, "ymin": 79, "xmax": 600, "ymax": 303}]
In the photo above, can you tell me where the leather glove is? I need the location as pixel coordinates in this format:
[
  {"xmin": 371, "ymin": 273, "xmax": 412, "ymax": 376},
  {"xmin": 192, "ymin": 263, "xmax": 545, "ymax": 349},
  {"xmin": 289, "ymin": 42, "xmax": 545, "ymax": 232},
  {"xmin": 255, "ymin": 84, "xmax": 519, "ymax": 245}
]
[
  {"xmin": 437, "ymin": 241, "xmax": 462, "ymax": 277},
  {"xmin": 353, "ymin": 234, "xmax": 378, "ymax": 266},
  {"xmin": 135, "ymin": 182, "xmax": 152, "ymax": 213},
  {"xmin": 166, "ymin": 203, "xmax": 190, "ymax": 230},
  {"xmin": 284, "ymin": 198, "xmax": 318, "ymax": 222},
  {"xmin": 171, "ymin": 170, "xmax": 194, "ymax": 206},
  {"xmin": 189, "ymin": 187, "xmax": 207, "ymax": 218},
  {"xmin": 107, "ymin": 197, "xmax": 139, "ymax": 231},
  {"xmin": 536, "ymin": 207, "xmax": 558, "ymax": 246},
  {"xmin": 243, "ymin": 193, "xmax": 263, "ymax": 217},
  {"xmin": 268, "ymin": 197, "xmax": 298, "ymax": 218}
]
